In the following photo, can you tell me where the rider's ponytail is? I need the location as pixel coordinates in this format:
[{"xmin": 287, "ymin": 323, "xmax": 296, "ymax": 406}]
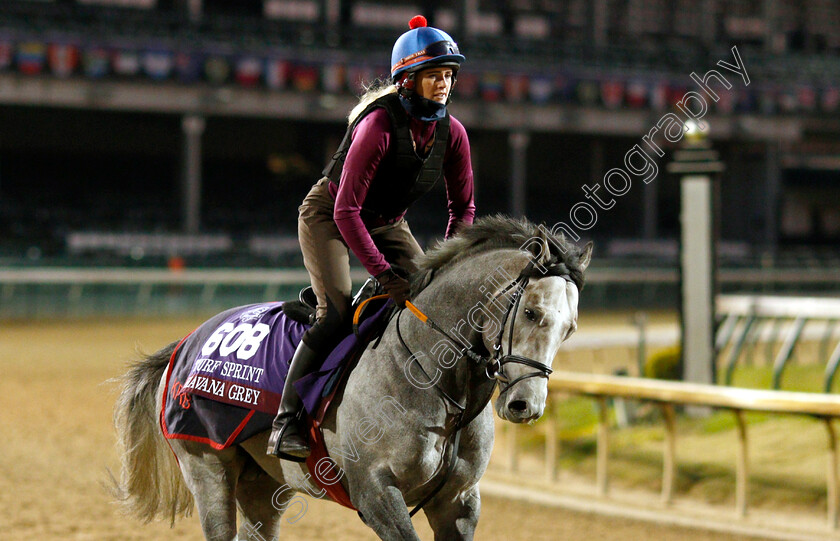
[{"xmin": 348, "ymin": 79, "xmax": 397, "ymax": 124}]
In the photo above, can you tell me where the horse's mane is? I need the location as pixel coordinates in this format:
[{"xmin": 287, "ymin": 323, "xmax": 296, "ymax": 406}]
[{"xmin": 410, "ymin": 214, "xmax": 588, "ymax": 296}]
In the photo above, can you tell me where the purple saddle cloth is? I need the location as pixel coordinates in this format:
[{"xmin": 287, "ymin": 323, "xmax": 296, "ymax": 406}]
[{"xmin": 161, "ymin": 299, "xmax": 390, "ymax": 449}]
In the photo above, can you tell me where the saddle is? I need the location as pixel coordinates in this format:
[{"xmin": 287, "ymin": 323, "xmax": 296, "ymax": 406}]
[{"xmin": 281, "ymin": 276, "xmax": 385, "ymax": 326}]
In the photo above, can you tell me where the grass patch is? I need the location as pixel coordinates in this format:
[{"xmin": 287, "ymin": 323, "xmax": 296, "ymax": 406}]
[{"xmin": 725, "ymin": 363, "xmax": 828, "ymax": 392}]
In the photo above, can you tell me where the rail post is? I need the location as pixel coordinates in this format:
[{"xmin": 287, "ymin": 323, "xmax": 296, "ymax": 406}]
[
  {"xmin": 824, "ymin": 341, "xmax": 840, "ymax": 393},
  {"xmin": 506, "ymin": 423, "xmax": 519, "ymax": 473},
  {"xmin": 596, "ymin": 396, "xmax": 610, "ymax": 496},
  {"xmin": 826, "ymin": 418, "xmax": 839, "ymax": 529},
  {"xmin": 734, "ymin": 409, "xmax": 748, "ymax": 517},
  {"xmin": 545, "ymin": 398, "xmax": 558, "ymax": 482},
  {"xmin": 660, "ymin": 403, "xmax": 677, "ymax": 505},
  {"xmin": 724, "ymin": 314, "xmax": 756, "ymax": 385},
  {"xmin": 772, "ymin": 316, "xmax": 806, "ymax": 389}
]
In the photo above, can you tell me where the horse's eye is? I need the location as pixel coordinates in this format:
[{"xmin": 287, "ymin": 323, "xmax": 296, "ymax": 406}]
[{"xmin": 524, "ymin": 308, "xmax": 536, "ymax": 322}]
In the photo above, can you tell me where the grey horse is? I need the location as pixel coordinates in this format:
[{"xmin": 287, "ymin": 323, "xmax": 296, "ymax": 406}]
[{"xmin": 111, "ymin": 215, "xmax": 592, "ymax": 541}]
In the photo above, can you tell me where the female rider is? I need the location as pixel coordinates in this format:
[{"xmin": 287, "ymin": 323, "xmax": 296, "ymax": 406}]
[{"xmin": 268, "ymin": 15, "xmax": 476, "ymax": 460}]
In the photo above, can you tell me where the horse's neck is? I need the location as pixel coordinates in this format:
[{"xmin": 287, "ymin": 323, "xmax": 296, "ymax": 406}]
[{"xmin": 413, "ymin": 249, "xmax": 531, "ymax": 342}]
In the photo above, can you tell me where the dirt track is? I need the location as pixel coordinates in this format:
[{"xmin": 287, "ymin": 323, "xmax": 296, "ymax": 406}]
[{"xmin": 0, "ymin": 317, "xmax": 763, "ymax": 540}]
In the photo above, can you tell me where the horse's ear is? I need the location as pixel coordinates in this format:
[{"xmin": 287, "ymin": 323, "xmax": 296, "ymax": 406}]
[
  {"xmin": 536, "ymin": 229, "xmax": 552, "ymax": 267},
  {"xmin": 578, "ymin": 241, "xmax": 593, "ymax": 272}
]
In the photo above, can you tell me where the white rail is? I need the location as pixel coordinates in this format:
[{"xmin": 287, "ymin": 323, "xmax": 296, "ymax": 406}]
[
  {"xmin": 718, "ymin": 295, "xmax": 840, "ymax": 320},
  {"xmin": 0, "ymin": 266, "xmax": 838, "ymax": 285},
  {"xmin": 0, "ymin": 268, "xmax": 371, "ymax": 313},
  {"xmin": 0, "ymin": 267, "xmax": 368, "ymax": 285}
]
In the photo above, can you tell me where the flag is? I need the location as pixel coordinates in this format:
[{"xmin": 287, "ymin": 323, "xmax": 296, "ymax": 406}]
[
  {"xmin": 204, "ymin": 56, "xmax": 231, "ymax": 85},
  {"xmin": 16, "ymin": 42, "xmax": 47, "ymax": 75},
  {"xmin": 264, "ymin": 58, "xmax": 288, "ymax": 90},
  {"xmin": 82, "ymin": 47, "xmax": 109, "ymax": 78},
  {"xmin": 480, "ymin": 72, "xmax": 503, "ymax": 102},
  {"xmin": 649, "ymin": 80, "xmax": 668, "ymax": 111},
  {"xmin": 716, "ymin": 87, "xmax": 736, "ymax": 114},
  {"xmin": 235, "ymin": 56, "xmax": 262, "ymax": 88},
  {"xmin": 455, "ymin": 72, "xmax": 479, "ymax": 99},
  {"xmin": 797, "ymin": 85, "xmax": 816, "ymax": 111},
  {"xmin": 0, "ymin": 39, "xmax": 12, "ymax": 70},
  {"xmin": 777, "ymin": 88, "xmax": 798, "ymax": 113},
  {"xmin": 321, "ymin": 62, "xmax": 344, "ymax": 94},
  {"xmin": 503, "ymin": 74, "xmax": 528, "ymax": 103},
  {"xmin": 176, "ymin": 51, "xmax": 202, "ymax": 83},
  {"xmin": 600, "ymin": 79, "xmax": 624, "ymax": 109},
  {"xmin": 290, "ymin": 64, "xmax": 318, "ymax": 92},
  {"xmin": 528, "ymin": 75, "xmax": 552, "ymax": 104},
  {"xmin": 735, "ymin": 88, "xmax": 757, "ymax": 113},
  {"xmin": 625, "ymin": 80, "xmax": 647, "ymax": 109},
  {"xmin": 822, "ymin": 87, "xmax": 840, "ymax": 112},
  {"xmin": 553, "ymin": 75, "xmax": 575, "ymax": 103},
  {"xmin": 666, "ymin": 84, "xmax": 688, "ymax": 108},
  {"xmin": 47, "ymin": 43, "xmax": 78, "ymax": 78},
  {"xmin": 575, "ymin": 80, "xmax": 599, "ymax": 106},
  {"xmin": 143, "ymin": 49, "xmax": 173, "ymax": 80},
  {"xmin": 112, "ymin": 48, "xmax": 141, "ymax": 77}
]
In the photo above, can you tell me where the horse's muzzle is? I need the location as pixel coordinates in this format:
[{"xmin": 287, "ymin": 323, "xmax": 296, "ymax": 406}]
[{"xmin": 503, "ymin": 399, "xmax": 542, "ymax": 423}]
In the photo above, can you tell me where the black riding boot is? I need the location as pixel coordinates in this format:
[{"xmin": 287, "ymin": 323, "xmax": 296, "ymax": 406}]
[{"xmin": 266, "ymin": 340, "xmax": 320, "ymax": 461}]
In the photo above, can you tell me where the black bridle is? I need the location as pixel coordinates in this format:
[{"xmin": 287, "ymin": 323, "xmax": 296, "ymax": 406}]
[
  {"xmin": 399, "ymin": 260, "xmax": 554, "ymax": 400},
  {"xmin": 393, "ymin": 260, "xmax": 561, "ymax": 516},
  {"xmin": 486, "ymin": 260, "xmax": 556, "ymax": 395}
]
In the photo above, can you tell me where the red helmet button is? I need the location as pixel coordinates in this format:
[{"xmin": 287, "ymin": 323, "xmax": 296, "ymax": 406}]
[{"xmin": 408, "ymin": 15, "xmax": 427, "ymax": 29}]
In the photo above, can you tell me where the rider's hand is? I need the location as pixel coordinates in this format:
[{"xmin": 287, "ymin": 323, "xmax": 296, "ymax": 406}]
[{"xmin": 375, "ymin": 268, "xmax": 412, "ymax": 308}]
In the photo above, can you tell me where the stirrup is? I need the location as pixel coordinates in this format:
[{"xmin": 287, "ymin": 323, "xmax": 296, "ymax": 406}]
[
  {"xmin": 266, "ymin": 412, "xmax": 309, "ymax": 462},
  {"xmin": 351, "ymin": 276, "xmax": 382, "ymax": 312}
]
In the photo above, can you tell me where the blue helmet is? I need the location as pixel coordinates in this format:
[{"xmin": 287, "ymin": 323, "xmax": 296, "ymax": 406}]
[{"xmin": 390, "ymin": 15, "xmax": 465, "ymax": 82}]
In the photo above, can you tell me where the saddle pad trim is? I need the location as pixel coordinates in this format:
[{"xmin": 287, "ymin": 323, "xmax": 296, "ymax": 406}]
[
  {"xmin": 160, "ymin": 331, "xmax": 257, "ymax": 451},
  {"xmin": 305, "ymin": 423, "xmax": 356, "ymax": 510}
]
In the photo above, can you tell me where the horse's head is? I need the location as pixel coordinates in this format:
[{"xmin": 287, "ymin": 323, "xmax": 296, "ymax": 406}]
[
  {"xmin": 491, "ymin": 242, "xmax": 592, "ymax": 424},
  {"xmin": 408, "ymin": 215, "xmax": 593, "ymax": 424}
]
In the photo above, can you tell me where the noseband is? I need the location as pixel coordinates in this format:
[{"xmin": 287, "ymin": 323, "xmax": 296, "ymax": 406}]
[{"xmin": 484, "ymin": 260, "xmax": 554, "ymax": 395}]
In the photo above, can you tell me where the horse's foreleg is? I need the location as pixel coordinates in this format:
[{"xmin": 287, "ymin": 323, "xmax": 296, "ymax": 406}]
[
  {"xmin": 176, "ymin": 442, "xmax": 244, "ymax": 541},
  {"xmin": 352, "ymin": 479, "xmax": 421, "ymax": 541},
  {"xmin": 422, "ymin": 483, "xmax": 481, "ymax": 541}
]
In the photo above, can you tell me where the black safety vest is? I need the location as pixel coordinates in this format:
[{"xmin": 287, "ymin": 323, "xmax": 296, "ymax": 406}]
[{"xmin": 322, "ymin": 93, "xmax": 450, "ymax": 222}]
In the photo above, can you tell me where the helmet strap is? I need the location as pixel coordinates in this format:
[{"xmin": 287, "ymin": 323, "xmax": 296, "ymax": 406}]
[
  {"xmin": 395, "ymin": 72, "xmax": 416, "ymax": 96},
  {"xmin": 446, "ymin": 75, "xmax": 457, "ymax": 105}
]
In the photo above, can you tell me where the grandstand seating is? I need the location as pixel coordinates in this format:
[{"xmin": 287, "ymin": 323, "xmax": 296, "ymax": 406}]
[
  {"xmin": 1, "ymin": 0, "xmax": 839, "ymax": 92},
  {"xmin": 0, "ymin": 1, "xmax": 839, "ymax": 271}
]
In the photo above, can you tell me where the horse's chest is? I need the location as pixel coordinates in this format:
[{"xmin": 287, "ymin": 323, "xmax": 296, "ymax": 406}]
[{"xmin": 391, "ymin": 432, "xmax": 447, "ymax": 481}]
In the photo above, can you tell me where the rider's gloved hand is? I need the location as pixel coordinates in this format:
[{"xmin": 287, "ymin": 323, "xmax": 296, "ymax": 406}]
[{"xmin": 376, "ymin": 268, "xmax": 412, "ymax": 308}]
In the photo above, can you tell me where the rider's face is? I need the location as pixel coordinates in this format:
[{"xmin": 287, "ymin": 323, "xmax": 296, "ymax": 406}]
[{"xmin": 416, "ymin": 67, "xmax": 454, "ymax": 104}]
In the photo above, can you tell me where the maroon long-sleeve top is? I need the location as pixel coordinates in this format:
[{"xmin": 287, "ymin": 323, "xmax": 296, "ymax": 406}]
[{"xmin": 328, "ymin": 107, "xmax": 476, "ymax": 277}]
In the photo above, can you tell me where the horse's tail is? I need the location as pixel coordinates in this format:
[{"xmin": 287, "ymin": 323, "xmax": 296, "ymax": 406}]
[{"xmin": 109, "ymin": 340, "xmax": 194, "ymax": 524}]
